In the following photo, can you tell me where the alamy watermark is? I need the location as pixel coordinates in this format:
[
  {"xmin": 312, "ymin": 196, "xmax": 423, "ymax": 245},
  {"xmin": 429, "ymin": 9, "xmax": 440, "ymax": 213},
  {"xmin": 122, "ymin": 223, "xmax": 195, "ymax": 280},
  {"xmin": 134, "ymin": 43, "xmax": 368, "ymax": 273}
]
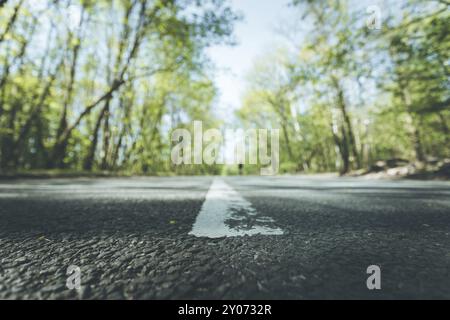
[
  {"xmin": 66, "ymin": 265, "xmax": 81, "ymax": 291},
  {"xmin": 366, "ymin": 265, "xmax": 381, "ymax": 290},
  {"xmin": 171, "ymin": 121, "xmax": 280, "ymax": 175},
  {"xmin": 366, "ymin": 5, "xmax": 382, "ymax": 30}
]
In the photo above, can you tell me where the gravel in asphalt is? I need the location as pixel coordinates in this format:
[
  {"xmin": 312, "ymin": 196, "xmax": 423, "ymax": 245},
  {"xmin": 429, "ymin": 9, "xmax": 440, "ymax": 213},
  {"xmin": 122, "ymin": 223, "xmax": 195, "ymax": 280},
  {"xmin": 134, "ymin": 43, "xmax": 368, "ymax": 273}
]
[{"xmin": 0, "ymin": 176, "xmax": 449, "ymax": 299}]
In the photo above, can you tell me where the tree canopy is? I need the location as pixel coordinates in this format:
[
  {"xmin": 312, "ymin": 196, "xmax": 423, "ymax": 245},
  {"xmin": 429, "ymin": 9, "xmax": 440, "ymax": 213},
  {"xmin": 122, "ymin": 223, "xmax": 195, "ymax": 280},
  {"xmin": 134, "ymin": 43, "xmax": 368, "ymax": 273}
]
[
  {"xmin": 0, "ymin": 0, "xmax": 238, "ymax": 174},
  {"xmin": 238, "ymin": 0, "xmax": 449, "ymax": 174}
]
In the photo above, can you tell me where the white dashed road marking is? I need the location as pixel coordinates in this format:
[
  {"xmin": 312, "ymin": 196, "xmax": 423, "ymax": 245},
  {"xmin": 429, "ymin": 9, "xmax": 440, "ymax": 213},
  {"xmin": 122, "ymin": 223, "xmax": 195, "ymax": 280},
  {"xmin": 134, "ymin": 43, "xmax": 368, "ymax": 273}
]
[{"xmin": 189, "ymin": 178, "xmax": 284, "ymax": 238}]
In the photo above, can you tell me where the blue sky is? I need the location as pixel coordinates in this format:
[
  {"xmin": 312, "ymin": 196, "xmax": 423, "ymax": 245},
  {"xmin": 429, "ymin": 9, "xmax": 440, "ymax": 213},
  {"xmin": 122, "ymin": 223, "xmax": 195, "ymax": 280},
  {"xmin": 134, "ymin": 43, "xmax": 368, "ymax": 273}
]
[{"xmin": 206, "ymin": 0, "xmax": 296, "ymax": 123}]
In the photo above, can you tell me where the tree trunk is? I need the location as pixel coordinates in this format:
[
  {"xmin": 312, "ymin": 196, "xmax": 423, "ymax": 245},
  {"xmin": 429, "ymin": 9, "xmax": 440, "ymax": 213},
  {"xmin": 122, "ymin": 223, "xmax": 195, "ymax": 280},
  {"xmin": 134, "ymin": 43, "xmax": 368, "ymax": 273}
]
[
  {"xmin": 401, "ymin": 87, "xmax": 425, "ymax": 162},
  {"xmin": 83, "ymin": 101, "xmax": 109, "ymax": 171},
  {"xmin": 14, "ymin": 58, "xmax": 63, "ymax": 160},
  {"xmin": 331, "ymin": 123, "xmax": 350, "ymax": 175},
  {"xmin": 111, "ymin": 127, "xmax": 125, "ymax": 170},
  {"xmin": 437, "ymin": 112, "xmax": 449, "ymax": 145},
  {"xmin": 0, "ymin": 100, "xmax": 19, "ymax": 169},
  {"xmin": 100, "ymin": 105, "xmax": 111, "ymax": 170},
  {"xmin": 49, "ymin": 10, "xmax": 85, "ymax": 169},
  {"xmin": 0, "ymin": 0, "xmax": 24, "ymax": 44},
  {"xmin": 54, "ymin": 2, "xmax": 147, "ymax": 156},
  {"xmin": 333, "ymin": 77, "xmax": 361, "ymax": 169}
]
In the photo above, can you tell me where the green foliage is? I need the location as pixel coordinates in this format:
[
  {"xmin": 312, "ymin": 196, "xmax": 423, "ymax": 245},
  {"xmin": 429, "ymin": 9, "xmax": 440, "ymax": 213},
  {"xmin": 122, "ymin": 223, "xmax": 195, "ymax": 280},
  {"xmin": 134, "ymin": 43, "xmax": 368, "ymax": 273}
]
[
  {"xmin": 237, "ymin": 0, "xmax": 449, "ymax": 174},
  {"xmin": 0, "ymin": 0, "xmax": 238, "ymax": 174},
  {"xmin": 1, "ymin": 0, "xmax": 448, "ymax": 176}
]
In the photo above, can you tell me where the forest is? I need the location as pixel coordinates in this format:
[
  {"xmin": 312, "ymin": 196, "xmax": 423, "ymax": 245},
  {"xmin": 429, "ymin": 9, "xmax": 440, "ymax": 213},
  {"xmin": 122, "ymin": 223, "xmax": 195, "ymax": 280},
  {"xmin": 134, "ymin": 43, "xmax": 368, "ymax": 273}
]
[
  {"xmin": 0, "ymin": 0, "xmax": 449, "ymax": 176},
  {"xmin": 238, "ymin": 0, "xmax": 449, "ymax": 176}
]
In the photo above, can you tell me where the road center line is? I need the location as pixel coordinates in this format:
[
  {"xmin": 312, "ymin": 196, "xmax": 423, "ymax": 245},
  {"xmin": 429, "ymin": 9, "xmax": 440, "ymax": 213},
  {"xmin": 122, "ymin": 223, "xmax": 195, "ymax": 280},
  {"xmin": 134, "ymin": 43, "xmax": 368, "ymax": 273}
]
[{"xmin": 189, "ymin": 178, "xmax": 284, "ymax": 238}]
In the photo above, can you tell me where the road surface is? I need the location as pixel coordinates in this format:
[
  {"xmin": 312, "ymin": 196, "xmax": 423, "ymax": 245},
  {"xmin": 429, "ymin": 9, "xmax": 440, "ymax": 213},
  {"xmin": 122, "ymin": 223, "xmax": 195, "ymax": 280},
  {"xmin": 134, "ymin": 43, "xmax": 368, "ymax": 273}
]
[{"xmin": 0, "ymin": 175, "xmax": 449, "ymax": 299}]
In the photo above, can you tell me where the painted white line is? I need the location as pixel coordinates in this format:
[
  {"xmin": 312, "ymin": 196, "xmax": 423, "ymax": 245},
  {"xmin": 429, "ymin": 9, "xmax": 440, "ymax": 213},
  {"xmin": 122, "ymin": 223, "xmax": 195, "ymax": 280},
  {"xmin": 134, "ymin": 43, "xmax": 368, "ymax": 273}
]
[{"xmin": 189, "ymin": 178, "xmax": 284, "ymax": 238}]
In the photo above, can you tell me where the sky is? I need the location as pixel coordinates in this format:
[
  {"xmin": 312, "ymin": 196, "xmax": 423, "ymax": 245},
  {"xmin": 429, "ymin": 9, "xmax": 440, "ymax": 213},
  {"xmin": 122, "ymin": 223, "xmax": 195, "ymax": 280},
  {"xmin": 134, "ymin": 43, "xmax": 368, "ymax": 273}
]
[
  {"xmin": 206, "ymin": 0, "xmax": 396, "ymax": 124},
  {"xmin": 206, "ymin": 0, "xmax": 296, "ymax": 124}
]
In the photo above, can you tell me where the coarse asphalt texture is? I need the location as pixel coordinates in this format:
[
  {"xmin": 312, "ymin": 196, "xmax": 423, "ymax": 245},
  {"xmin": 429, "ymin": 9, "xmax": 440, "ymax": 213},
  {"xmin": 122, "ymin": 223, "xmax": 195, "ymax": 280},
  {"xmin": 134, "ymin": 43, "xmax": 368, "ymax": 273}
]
[{"xmin": 0, "ymin": 175, "xmax": 449, "ymax": 299}]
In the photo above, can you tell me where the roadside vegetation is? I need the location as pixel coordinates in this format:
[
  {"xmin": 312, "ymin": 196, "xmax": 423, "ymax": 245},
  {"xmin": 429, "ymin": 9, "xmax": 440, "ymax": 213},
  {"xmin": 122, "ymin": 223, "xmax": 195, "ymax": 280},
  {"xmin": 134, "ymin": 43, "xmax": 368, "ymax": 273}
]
[
  {"xmin": 238, "ymin": 0, "xmax": 449, "ymax": 178},
  {"xmin": 0, "ymin": 0, "xmax": 448, "ymax": 178}
]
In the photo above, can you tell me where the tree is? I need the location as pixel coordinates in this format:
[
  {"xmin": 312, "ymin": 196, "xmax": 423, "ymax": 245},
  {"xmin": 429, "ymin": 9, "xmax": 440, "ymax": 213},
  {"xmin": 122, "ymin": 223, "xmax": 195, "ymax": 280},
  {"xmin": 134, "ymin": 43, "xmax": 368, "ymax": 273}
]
[{"xmin": 0, "ymin": 0, "xmax": 239, "ymax": 173}]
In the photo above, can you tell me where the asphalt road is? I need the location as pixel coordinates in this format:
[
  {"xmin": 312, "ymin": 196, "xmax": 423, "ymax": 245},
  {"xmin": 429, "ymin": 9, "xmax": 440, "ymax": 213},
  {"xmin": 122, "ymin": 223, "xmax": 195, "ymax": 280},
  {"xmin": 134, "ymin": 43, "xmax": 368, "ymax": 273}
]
[{"xmin": 0, "ymin": 175, "xmax": 449, "ymax": 299}]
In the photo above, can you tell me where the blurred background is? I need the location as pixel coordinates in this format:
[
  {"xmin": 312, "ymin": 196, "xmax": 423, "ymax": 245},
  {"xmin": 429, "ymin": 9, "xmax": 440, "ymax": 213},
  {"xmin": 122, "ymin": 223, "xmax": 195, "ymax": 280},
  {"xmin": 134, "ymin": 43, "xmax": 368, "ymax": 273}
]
[{"xmin": 0, "ymin": 0, "xmax": 448, "ymax": 177}]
